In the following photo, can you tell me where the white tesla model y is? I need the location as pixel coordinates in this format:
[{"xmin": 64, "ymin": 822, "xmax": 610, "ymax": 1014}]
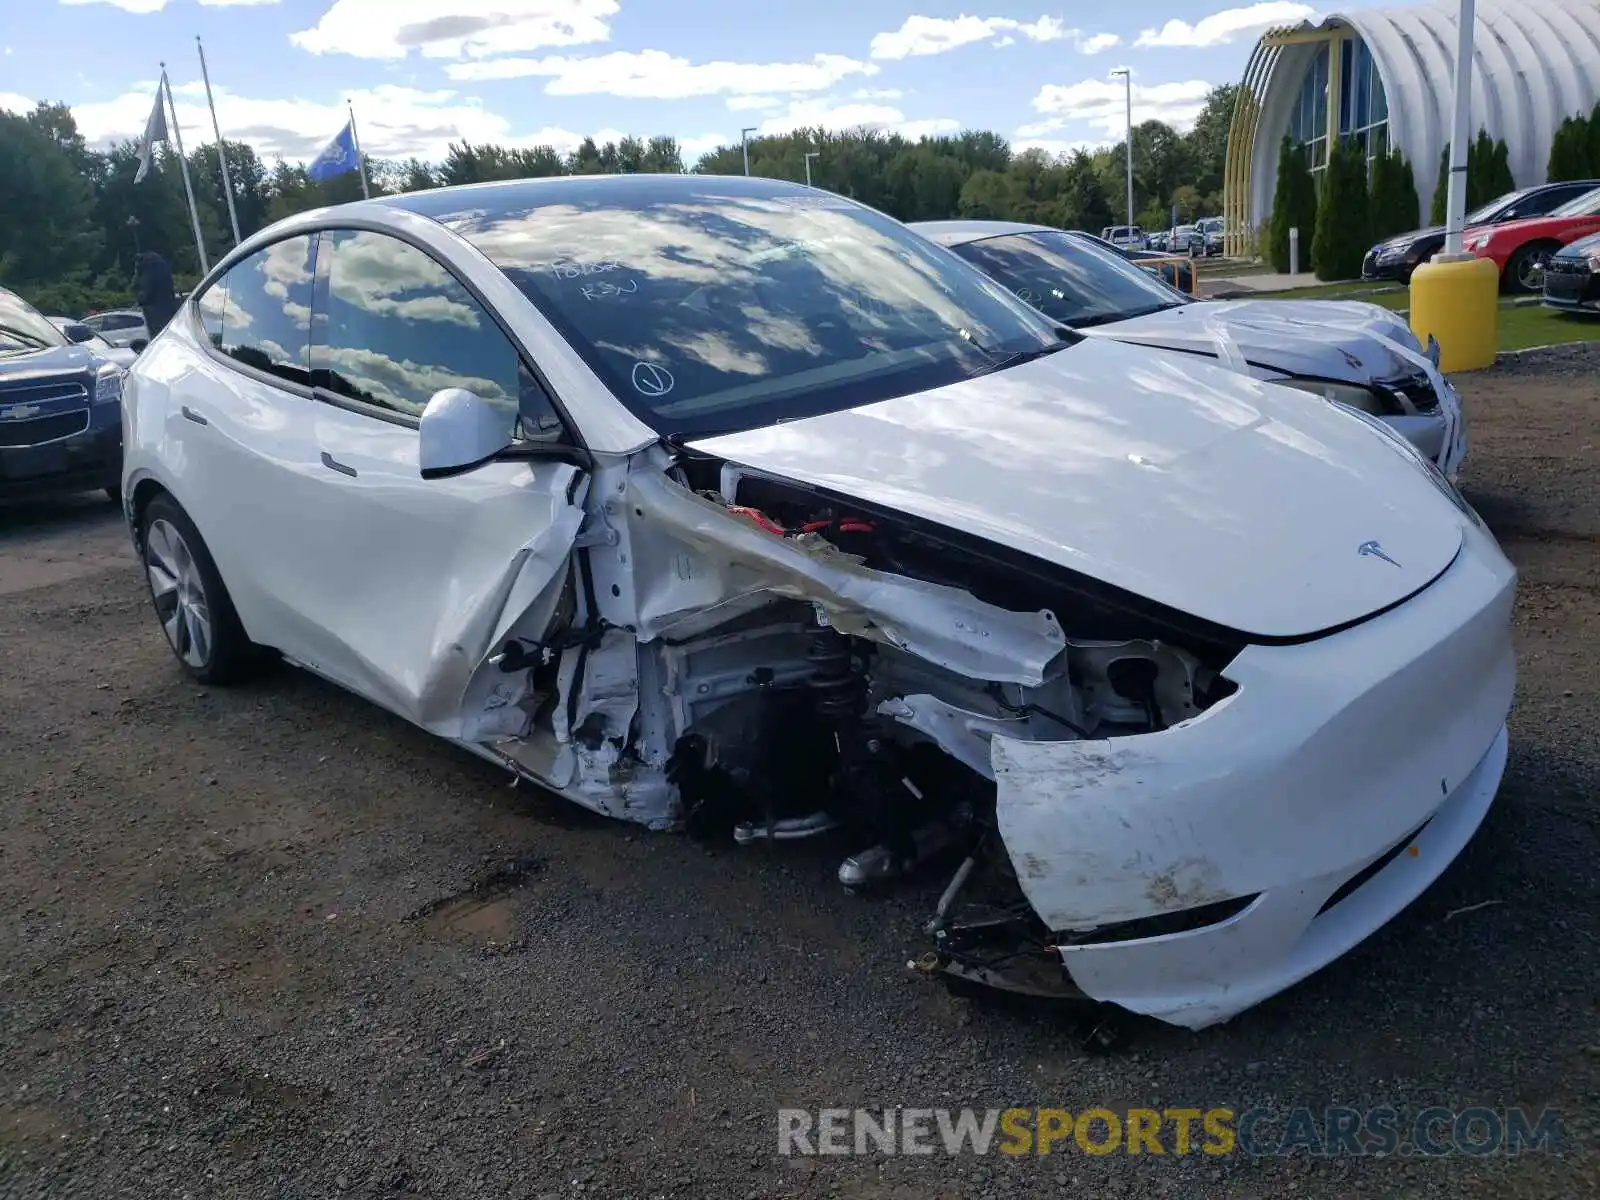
[{"xmin": 120, "ymin": 175, "xmax": 1515, "ymax": 1029}]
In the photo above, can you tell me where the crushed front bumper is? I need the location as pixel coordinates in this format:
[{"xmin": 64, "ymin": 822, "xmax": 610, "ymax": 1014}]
[{"xmin": 991, "ymin": 517, "xmax": 1515, "ymax": 1029}]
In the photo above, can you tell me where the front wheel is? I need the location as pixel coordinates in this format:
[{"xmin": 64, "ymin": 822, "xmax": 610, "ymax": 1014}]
[
  {"xmin": 1506, "ymin": 242, "xmax": 1557, "ymax": 294},
  {"xmin": 139, "ymin": 494, "xmax": 259, "ymax": 684}
]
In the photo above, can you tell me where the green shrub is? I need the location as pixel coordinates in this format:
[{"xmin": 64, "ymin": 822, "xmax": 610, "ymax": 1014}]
[
  {"xmin": 1312, "ymin": 137, "xmax": 1370, "ymax": 281},
  {"xmin": 1369, "ymin": 148, "xmax": 1420, "ymax": 242},
  {"xmin": 1546, "ymin": 113, "xmax": 1593, "ymax": 182},
  {"xmin": 1267, "ymin": 136, "xmax": 1318, "ymax": 272}
]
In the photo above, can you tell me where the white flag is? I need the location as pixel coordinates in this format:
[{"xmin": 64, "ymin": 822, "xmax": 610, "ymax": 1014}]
[{"xmin": 133, "ymin": 81, "xmax": 168, "ymax": 184}]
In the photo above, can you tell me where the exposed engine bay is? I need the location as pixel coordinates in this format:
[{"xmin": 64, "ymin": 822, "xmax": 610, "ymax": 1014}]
[{"xmin": 461, "ymin": 443, "xmax": 1244, "ymax": 1003}]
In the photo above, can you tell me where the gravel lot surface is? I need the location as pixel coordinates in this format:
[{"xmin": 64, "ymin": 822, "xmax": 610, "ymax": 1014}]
[{"xmin": 2, "ymin": 350, "xmax": 1597, "ymax": 1199}]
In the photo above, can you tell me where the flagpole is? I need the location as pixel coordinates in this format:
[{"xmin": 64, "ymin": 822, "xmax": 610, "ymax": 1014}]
[
  {"xmin": 346, "ymin": 100, "xmax": 371, "ymax": 199},
  {"xmin": 196, "ymin": 36, "xmax": 242, "ymax": 246},
  {"xmin": 161, "ymin": 65, "xmax": 209, "ymax": 274}
]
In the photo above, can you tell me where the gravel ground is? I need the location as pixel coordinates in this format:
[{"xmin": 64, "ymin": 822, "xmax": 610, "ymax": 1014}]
[{"xmin": 2, "ymin": 350, "xmax": 1597, "ymax": 1199}]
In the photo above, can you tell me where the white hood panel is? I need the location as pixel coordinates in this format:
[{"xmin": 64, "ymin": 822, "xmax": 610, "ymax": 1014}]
[{"xmin": 690, "ymin": 338, "xmax": 1464, "ymax": 640}]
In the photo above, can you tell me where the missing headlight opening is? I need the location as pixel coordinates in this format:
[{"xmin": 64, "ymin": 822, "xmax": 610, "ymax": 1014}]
[{"xmin": 476, "ymin": 445, "xmax": 1242, "ymax": 1005}]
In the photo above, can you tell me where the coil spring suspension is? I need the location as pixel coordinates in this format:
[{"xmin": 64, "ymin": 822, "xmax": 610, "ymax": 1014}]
[{"xmin": 806, "ymin": 626, "xmax": 866, "ymax": 722}]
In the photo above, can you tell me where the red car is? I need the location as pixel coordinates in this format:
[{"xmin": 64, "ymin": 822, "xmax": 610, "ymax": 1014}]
[{"xmin": 1463, "ymin": 184, "xmax": 1600, "ymax": 293}]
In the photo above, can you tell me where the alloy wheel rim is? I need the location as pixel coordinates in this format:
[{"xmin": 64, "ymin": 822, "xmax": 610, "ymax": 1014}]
[
  {"xmin": 1520, "ymin": 252, "xmax": 1548, "ymax": 290},
  {"xmin": 145, "ymin": 518, "xmax": 212, "ymax": 669}
]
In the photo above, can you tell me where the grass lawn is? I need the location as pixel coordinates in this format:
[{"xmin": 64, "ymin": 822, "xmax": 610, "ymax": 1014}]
[{"xmin": 1496, "ymin": 305, "xmax": 1600, "ymax": 352}]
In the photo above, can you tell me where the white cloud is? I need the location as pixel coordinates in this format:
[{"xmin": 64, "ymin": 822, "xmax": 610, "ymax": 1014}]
[
  {"xmin": 725, "ymin": 95, "xmax": 782, "ymax": 112},
  {"xmin": 853, "ymin": 87, "xmax": 904, "ymax": 101},
  {"xmin": 869, "ymin": 13, "xmax": 1072, "ymax": 60},
  {"xmin": 65, "ymin": 80, "xmax": 635, "ymax": 162},
  {"xmin": 1135, "ymin": 3, "xmax": 1313, "ymax": 49},
  {"xmin": 291, "ymin": 0, "xmax": 617, "ymax": 60},
  {"xmin": 1025, "ymin": 77, "xmax": 1216, "ymax": 137},
  {"xmin": 1079, "ymin": 33, "xmax": 1121, "ymax": 55},
  {"xmin": 59, "ymin": 0, "xmax": 278, "ymax": 8},
  {"xmin": 1, "ymin": 91, "xmax": 32, "ymax": 114},
  {"xmin": 445, "ymin": 48, "xmax": 878, "ymax": 100},
  {"xmin": 677, "ymin": 132, "xmax": 729, "ymax": 163},
  {"xmin": 754, "ymin": 96, "xmax": 958, "ymax": 140}
]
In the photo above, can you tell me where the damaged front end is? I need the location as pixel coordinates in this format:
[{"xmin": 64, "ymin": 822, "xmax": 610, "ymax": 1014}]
[{"xmin": 457, "ymin": 442, "xmax": 1249, "ymax": 1008}]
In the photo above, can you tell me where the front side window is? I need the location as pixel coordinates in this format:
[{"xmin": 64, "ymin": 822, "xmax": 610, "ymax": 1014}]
[
  {"xmin": 949, "ymin": 230, "xmax": 1188, "ymax": 328},
  {"xmin": 316, "ymin": 229, "xmax": 562, "ymax": 442},
  {"xmin": 202, "ymin": 236, "xmax": 315, "ymax": 385},
  {"xmin": 406, "ymin": 177, "xmax": 1061, "ymax": 439}
]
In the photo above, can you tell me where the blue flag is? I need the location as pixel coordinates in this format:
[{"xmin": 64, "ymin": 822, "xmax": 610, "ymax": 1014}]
[{"xmin": 307, "ymin": 120, "xmax": 360, "ymax": 182}]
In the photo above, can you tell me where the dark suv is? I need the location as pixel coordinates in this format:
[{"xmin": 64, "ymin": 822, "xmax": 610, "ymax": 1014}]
[
  {"xmin": 1363, "ymin": 180, "xmax": 1600, "ymax": 282},
  {"xmin": 0, "ymin": 286, "xmax": 126, "ymax": 503}
]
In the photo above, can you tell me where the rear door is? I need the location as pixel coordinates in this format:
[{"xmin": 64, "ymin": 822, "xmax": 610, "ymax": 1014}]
[{"xmin": 286, "ymin": 226, "xmax": 585, "ymax": 730}]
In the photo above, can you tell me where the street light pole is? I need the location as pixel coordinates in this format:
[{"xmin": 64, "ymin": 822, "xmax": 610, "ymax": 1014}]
[
  {"xmin": 1111, "ymin": 68, "xmax": 1133, "ymax": 230},
  {"xmin": 741, "ymin": 126, "xmax": 758, "ymax": 176},
  {"xmin": 803, "ymin": 150, "xmax": 820, "ymax": 187},
  {"xmin": 1441, "ymin": 0, "xmax": 1477, "ymax": 255}
]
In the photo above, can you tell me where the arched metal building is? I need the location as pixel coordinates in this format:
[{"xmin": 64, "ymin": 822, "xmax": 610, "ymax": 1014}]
[{"xmin": 1222, "ymin": 0, "xmax": 1600, "ymax": 256}]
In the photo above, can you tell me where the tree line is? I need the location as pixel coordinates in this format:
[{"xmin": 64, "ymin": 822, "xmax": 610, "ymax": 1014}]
[{"xmin": 1, "ymin": 87, "xmax": 1238, "ymax": 316}]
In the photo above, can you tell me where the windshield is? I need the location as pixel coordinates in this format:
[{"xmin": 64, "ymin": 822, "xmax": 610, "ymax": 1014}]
[
  {"xmin": 1553, "ymin": 186, "xmax": 1600, "ymax": 217},
  {"xmin": 0, "ymin": 290, "xmax": 68, "ymax": 355},
  {"xmin": 947, "ymin": 229, "xmax": 1189, "ymax": 328},
  {"xmin": 413, "ymin": 178, "xmax": 1063, "ymax": 438}
]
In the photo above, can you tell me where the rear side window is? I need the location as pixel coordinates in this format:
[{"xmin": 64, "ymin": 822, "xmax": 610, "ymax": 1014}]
[
  {"xmin": 315, "ymin": 228, "xmax": 565, "ymax": 443},
  {"xmin": 201, "ymin": 236, "xmax": 316, "ymax": 385}
]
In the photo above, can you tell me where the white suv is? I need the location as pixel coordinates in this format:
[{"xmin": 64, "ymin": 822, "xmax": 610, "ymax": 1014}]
[{"xmin": 1099, "ymin": 225, "xmax": 1146, "ymax": 250}]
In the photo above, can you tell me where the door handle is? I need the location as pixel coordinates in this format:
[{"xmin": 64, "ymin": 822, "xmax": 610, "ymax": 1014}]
[
  {"xmin": 320, "ymin": 451, "xmax": 357, "ymax": 478},
  {"xmin": 180, "ymin": 405, "xmax": 208, "ymax": 426}
]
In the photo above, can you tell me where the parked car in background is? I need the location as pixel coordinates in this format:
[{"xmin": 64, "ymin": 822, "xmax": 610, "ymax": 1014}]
[
  {"xmin": 1147, "ymin": 230, "xmax": 1170, "ymax": 252},
  {"xmin": 1363, "ymin": 181, "xmax": 1600, "ymax": 284},
  {"xmin": 1541, "ymin": 230, "xmax": 1600, "ymax": 314},
  {"xmin": 1462, "ymin": 185, "xmax": 1600, "ymax": 293},
  {"xmin": 121, "ymin": 175, "xmax": 1512, "ymax": 1031},
  {"xmin": 45, "ymin": 315, "xmax": 138, "ymax": 369},
  {"xmin": 913, "ymin": 219, "xmax": 1465, "ymax": 477},
  {"xmin": 1169, "ymin": 224, "xmax": 1199, "ymax": 254},
  {"xmin": 1195, "ymin": 217, "xmax": 1226, "ymax": 257},
  {"xmin": 1100, "ymin": 224, "xmax": 1146, "ymax": 249},
  {"xmin": 0, "ymin": 287, "xmax": 125, "ymax": 503},
  {"xmin": 80, "ymin": 309, "xmax": 150, "ymax": 350},
  {"xmin": 1067, "ymin": 230, "xmax": 1195, "ymax": 294}
]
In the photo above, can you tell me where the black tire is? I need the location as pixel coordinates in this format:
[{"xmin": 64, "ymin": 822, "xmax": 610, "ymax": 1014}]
[
  {"xmin": 138, "ymin": 493, "xmax": 258, "ymax": 684},
  {"xmin": 1506, "ymin": 242, "xmax": 1558, "ymax": 295}
]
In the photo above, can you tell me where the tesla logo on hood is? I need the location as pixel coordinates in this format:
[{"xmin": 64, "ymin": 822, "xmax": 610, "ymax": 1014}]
[
  {"xmin": 0, "ymin": 403, "xmax": 42, "ymax": 421},
  {"xmin": 1358, "ymin": 540, "xmax": 1401, "ymax": 567}
]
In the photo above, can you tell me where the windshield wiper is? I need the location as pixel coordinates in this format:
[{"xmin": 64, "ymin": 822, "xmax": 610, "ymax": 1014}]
[
  {"xmin": 1074, "ymin": 301, "xmax": 1186, "ymax": 329},
  {"xmin": 966, "ymin": 328, "xmax": 1078, "ymax": 378}
]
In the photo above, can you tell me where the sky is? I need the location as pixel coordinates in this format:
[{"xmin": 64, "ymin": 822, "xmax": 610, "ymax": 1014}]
[{"xmin": 0, "ymin": 1, "xmax": 1397, "ymax": 168}]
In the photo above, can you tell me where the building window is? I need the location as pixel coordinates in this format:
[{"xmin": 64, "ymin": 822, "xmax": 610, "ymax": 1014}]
[{"xmin": 1286, "ymin": 35, "xmax": 1389, "ymax": 176}]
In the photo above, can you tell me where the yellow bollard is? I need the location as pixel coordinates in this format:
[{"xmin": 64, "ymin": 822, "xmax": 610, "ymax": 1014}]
[{"xmin": 1409, "ymin": 254, "xmax": 1500, "ymax": 372}]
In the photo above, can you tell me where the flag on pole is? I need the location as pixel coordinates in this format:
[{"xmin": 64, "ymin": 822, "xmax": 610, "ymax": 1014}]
[
  {"xmin": 133, "ymin": 84, "xmax": 168, "ymax": 183},
  {"xmin": 307, "ymin": 120, "xmax": 361, "ymax": 183}
]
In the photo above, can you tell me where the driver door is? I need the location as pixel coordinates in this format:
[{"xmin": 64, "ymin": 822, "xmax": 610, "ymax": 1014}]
[{"xmin": 282, "ymin": 227, "xmax": 585, "ymax": 732}]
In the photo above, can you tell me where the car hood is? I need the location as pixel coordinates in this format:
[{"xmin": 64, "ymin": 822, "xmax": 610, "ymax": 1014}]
[
  {"xmin": 1083, "ymin": 299, "xmax": 1424, "ymax": 385},
  {"xmin": 689, "ymin": 339, "xmax": 1465, "ymax": 640},
  {"xmin": 0, "ymin": 343, "xmax": 97, "ymax": 383}
]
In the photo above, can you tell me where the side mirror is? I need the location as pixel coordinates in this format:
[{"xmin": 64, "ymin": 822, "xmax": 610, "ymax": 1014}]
[
  {"xmin": 63, "ymin": 324, "xmax": 96, "ymax": 344},
  {"xmin": 130, "ymin": 338, "xmax": 149, "ymax": 353},
  {"xmin": 419, "ymin": 387, "xmax": 514, "ymax": 480}
]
